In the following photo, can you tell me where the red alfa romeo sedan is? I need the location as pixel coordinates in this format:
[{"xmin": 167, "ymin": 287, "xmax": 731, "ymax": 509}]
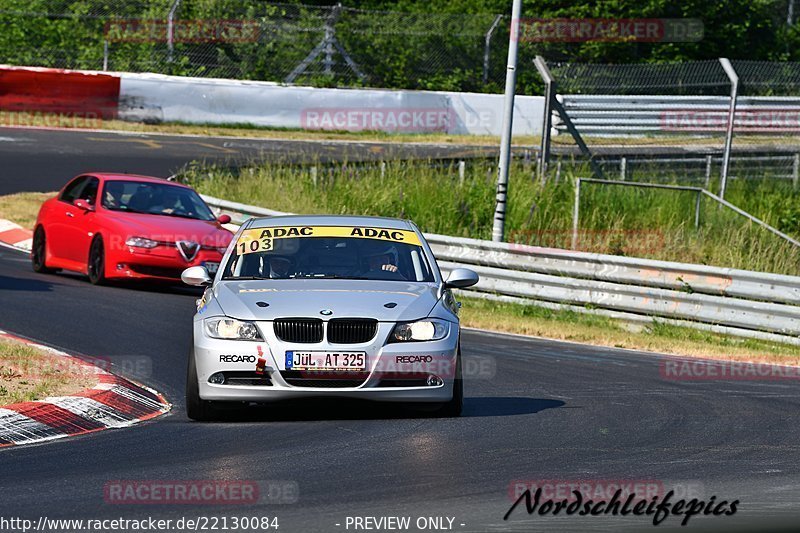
[{"xmin": 32, "ymin": 173, "xmax": 234, "ymax": 284}]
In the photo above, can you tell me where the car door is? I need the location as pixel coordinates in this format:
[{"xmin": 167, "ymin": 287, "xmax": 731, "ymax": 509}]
[
  {"xmin": 46, "ymin": 176, "xmax": 89, "ymax": 263},
  {"xmin": 62, "ymin": 176, "xmax": 100, "ymax": 265}
]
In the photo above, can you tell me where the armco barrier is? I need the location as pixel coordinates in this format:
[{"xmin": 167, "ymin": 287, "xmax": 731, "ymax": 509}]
[
  {"xmin": 200, "ymin": 193, "xmax": 800, "ymax": 345},
  {"xmin": 0, "ymin": 65, "xmax": 120, "ymax": 118},
  {"xmin": 558, "ymin": 94, "xmax": 800, "ymax": 135}
]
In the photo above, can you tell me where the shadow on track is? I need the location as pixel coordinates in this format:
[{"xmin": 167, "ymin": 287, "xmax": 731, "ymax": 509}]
[
  {"xmin": 462, "ymin": 397, "xmax": 565, "ymax": 418},
  {"xmin": 0, "ymin": 273, "xmax": 60, "ymax": 292},
  {"xmin": 187, "ymin": 396, "xmax": 564, "ymax": 423}
]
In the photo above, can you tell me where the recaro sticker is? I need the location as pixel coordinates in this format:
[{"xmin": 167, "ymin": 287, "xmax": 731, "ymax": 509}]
[{"xmin": 235, "ymin": 226, "xmax": 422, "ymax": 255}]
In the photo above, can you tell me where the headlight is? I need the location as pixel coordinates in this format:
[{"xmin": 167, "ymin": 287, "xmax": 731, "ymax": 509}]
[
  {"xmin": 125, "ymin": 236, "xmax": 158, "ymax": 249},
  {"xmin": 205, "ymin": 318, "xmax": 263, "ymax": 341},
  {"xmin": 390, "ymin": 319, "xmax": 450, "ymax": 342}
]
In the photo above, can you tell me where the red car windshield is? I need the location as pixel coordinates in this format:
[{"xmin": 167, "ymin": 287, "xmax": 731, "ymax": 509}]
[{"xmin": 102, "ymin": 180, "xmax": 215, "ymax": 221}]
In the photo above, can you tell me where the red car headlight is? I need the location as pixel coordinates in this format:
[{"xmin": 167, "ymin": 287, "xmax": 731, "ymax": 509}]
[{"xmin": 125, "ymin": 236, "xmax": 159, "ymax": 249}]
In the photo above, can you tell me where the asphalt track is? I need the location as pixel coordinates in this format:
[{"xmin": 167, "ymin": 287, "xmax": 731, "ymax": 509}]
[
  {"xmin": 0, "ymin": 127, "xmax": 496, "ymax": 195},
  {"xmin": 0, "ymin": 129, "xmax": 799, "ymax": 532}
]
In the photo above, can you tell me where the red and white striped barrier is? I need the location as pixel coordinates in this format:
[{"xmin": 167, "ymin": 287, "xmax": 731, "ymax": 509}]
[
  {"xmin": 0, "ymin": 219, "xmax": 32, "ymax": 251},
  {"xmin": 0, "ymin": 331, "xmax": 170, "ymax": 448}
]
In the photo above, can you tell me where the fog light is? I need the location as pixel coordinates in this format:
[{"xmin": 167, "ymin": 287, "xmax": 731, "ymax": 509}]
[
  {"xmin": 426, "ymin": 375, "xmax": 443, "ymax": 387},
  {"xmin": 208, "ymin": 372, "xmax": 225, "ymax": 384}
]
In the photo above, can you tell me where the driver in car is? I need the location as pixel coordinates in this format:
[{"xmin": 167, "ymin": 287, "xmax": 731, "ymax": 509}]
[
  {"xmin": 365, "ymin": 245, "xmax": 400, "ymax": 274},
  {"xmin": 268, "ymin": 256, "xmax": 293, "ymax": 279}
]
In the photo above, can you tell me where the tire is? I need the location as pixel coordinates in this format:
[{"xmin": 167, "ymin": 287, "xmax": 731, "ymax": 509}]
[
  {"xmin": 87, "ymin": 236, "xmax": 106, "ymax": 285},
  {"xmin": 433, "ymin": 347, "xmax": 464, "ymax": 418},
  {"xmin": 186, "ymin": 351, "xmax": 216, "ymax": 421},
  {"xmin": 31, "ymin": 227, "xmax": 59, "ymax": 274}
]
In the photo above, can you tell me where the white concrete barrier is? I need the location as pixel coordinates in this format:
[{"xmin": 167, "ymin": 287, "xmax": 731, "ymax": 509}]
[{"xmin": 118, "ymin": 72, "xmax": 543, "ymax": 136}]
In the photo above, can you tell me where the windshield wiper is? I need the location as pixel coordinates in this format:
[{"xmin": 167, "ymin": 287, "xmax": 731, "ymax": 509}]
[
  {"xmin": 160, "ymin": 212, "xmax": 208, "ymax": 220},
  {"xmin": 290, "ymin": 274, "xmax": 371, "ymax": 280}
]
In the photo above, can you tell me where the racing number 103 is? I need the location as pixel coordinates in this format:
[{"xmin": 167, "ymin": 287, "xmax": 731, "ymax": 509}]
[{"xmin": 239, "ymin": 238, "xmax": 272, "ymax": 254}]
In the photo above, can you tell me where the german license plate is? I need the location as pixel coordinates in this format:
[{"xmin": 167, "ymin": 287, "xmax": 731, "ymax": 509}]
[
  {"xmin": 285, "ymin": 351, "xmax": 366, "ymax": 371},
  {"xmin": 203, "ymin": 261, "xmax": 220, "ymax": 275}
]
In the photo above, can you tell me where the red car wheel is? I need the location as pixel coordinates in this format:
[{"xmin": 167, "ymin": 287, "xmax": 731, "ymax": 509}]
[{"xmin": 87, "ymin": 236, "xmax": 107, "ymax": 285}]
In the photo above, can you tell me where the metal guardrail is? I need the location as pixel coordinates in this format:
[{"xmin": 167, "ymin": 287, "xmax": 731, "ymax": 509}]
[
  {"xmin": 201, "ymin": 194, "xmax": 800, "ymax": 344},
  {"xmin": 557, "ymin": 95, "xmax": 800, "ymax": 136}
]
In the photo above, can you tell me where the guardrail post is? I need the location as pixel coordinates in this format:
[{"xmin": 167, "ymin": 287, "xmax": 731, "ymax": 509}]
[
  {"xmin": 719, "ymin": 58, "xmax": 739, "ymax": 199},
  {"xmin": 620, "ymin": 157, "xmax": 627, "ymax": 181},
  {"xmin": 491, "ymin": 0, "xmax": 522, "ymax": 243},
  {"xmin": 533, "ymin": 56, "xmax": 554, "ymax": 181},
  {"xmin": 572, "ymin": 178, "xmax": 581, "ymax": 249},
  {"xmin": 793, "ymin": 153, "xmax": 799, "ymax": 190},
  {"xmin": 458, "ymin": 160, "xmax": 466, "ymax": 185},
  {"xmin": 483, "ymin": 15, "xmax": 503, "ymax": 85}
]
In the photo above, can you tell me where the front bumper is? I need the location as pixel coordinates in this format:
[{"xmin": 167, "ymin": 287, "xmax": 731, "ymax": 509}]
[
  {"xmin": 192, "ymin": 319, "xmax": 459, "ymax": 403},
  {"xmin": 107, "ymin": 245, "xmax": 223, "ymax": 281}
]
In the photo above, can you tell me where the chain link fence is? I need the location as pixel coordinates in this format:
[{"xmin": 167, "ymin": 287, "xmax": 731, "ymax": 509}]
[
  {"xmin": 0, "ymin": 0, "xmax": 518, "ymax": 93},
  {"xmin": 535, "ymin": 58, "xmax": 800, "ymax": 250}
]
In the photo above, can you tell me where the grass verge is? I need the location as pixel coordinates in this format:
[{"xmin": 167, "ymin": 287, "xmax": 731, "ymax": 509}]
[
  {"xmin": 0, "ymin": 337, "xmax": 97, "ymax": 405},
  {"xmin": 185, "ymin": 159, "xmax": 800, "ymax": 275},
  {"xmin": 0, "ymin": 192, "xmax": 53, "ymax": 228},
  {"xmin": 459, "ymin": 296, "xmax": 800, "ymax": 364}
]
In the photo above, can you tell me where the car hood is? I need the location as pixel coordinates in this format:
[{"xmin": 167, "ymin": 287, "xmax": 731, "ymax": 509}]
[
  {"xmin": 107, "ymin": 211, "xmax": 231, "ymax": 245},
  {"xmin": 214, "ymin": 279, "xmax": 441, "ymax": 322}
]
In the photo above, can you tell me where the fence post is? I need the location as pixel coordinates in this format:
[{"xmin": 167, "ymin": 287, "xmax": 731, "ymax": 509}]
[
  {"xmin": 719, "ymin": 58, "xmax": 739, "ymax": 200},
  {"xmin": 458, "ymin": 160, "xmax": 466, "ymax": 185},
  {"xmin": 103, "ymin": 40, "xmax": 109, "ymax": 71},
  {"xmin": 491, "ymin": 0, "xmax": 522, "ymax": 243},
  {"xmin": 620, "ymin": 157, "xmax": 627, "ymax": 181},
  {"xmin": 572, "ymin": 178, "xmax": 581, "ymax": 250},
  {"xmin": 793, "ymin": 153, "xmax": 799, "ymax": 190},
  {"xmin": 533, "ymin": 56, "xmax": 554, "ymax": 181},
  {"xmin": 695, "ymin": 190, "xmax": 702, "ymax": 228},
  {"xmin": 483, "ymin": 15, "xmax": 503, "ymax": 85},
  {"xmin": 704, "ymin": 155, "xmax": 712, "ymax": 189},
  {"xmin": 167, "ymin": 0, "xmax": 182, "ymax": 63}
]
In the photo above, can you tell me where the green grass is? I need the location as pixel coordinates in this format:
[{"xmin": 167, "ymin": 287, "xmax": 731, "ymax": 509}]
[
  {"xmin": 459, "ymin": 296, "xmax": 800, "ymax": 363},
  {"xmin": 0, "ymin": 338, "xmax": 96, "ymax": 405},
  {"xmin": 184, "ymin": 159, "xmax": 800, "ymax": 275}
]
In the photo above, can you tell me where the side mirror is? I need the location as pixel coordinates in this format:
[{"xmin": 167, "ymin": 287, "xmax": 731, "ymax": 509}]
[
  {"xmin": 217, "ymin": 214, "xmax": 232, "ymax": 225},
  {"xmin": 74, "ymin": 199, "xmax": 95, "ymax": 212},
  {"xmin": 182, "ymin": 265, "xmax": 212, "ymax": 286},
  {"xmin": 444, "ymin": 268, "xmax": 479, "ymax": 289}
]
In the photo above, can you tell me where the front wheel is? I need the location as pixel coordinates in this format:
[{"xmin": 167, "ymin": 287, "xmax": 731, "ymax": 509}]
[
  {"xmin": 87, "ymin": 236, "xmax": 106, "ymax": 285},
  {"xmin": 436, "ymin": 349, "xmax": 463, "ymax": 417},
  {"xmin": 186, "ymin": 351, "xmax": 216, "ymax": 421},
  {"xmin": 31, "ymin": 227, "xmax": 59, "ymax": 274}
]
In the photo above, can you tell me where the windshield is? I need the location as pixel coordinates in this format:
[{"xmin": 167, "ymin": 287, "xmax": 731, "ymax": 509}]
[
  {"xmin": 222, "ymin": 225, "xmax": 435, "ymax": 282},
  {"xmin": 101, "ymin": 180, "xmax": 215, "ymax": 221}
]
